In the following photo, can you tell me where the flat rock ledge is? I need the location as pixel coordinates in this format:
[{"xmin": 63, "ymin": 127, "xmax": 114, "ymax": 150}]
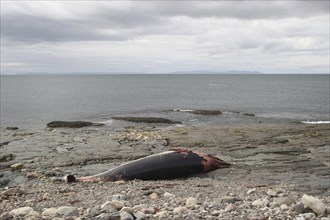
[
  {"xmin": 111, "ymin": 116, "xmax": 181, "ymax": 124},
  {"xmin": 47, "ymin": 121, "xmax": 105, "ymax": 128},
  {"xmin": 189, "ymin": 110, "xmax": 222, "ymax": 115}
]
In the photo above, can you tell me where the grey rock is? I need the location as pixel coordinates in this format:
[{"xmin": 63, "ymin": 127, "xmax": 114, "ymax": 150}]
[
  {"xmin": 6, "ymin": 127, "xmax": 19, "ymax": 130},
  {"xmin": 132, "ymin": 204, "xmax": 148, "ymax": 212},
  {"xmin": 301, "ymin": 194, "xmax": 325, "ymax": 216},
  {"xmin": 274, "ymin": 196, "xmax": 295, "ymax": 206},
  {"xmin": 173, "ymin": 206, "xmax": 188, "ymax": 215},
  {"xmin": 186, "ymin": 197, "xmax": 197, "ymax": 207},
  {"xmin": 292, "ymin": 202, "xmax": 305, "ymax": 214},
  {"xmin": 96, "ymin": 213, "xmax": 110, "ymax": 220},
  {"xmin": 0, "ymin": 154, "xmax": 15, "ymax": 162},
  {"xmin": 302, "ymin": 213, "xmax": 316, "ymax": 220},
  {"xmin": 120, "ymin": 211, "xmax": 134, "ymax": 220},
  {"xmin": 133, "ymin": 211, "xmax": 146, "ymax": 219},
  {"xmin": 249, "ymin": 213, "xmax": 266, "ymax": 220},
  {"xmin": 42, "ymin": 207, "xmax": 58, "ymax": 217},
  {"xmin": 9, "ymin": 207, "xmax": 33, "ymax": 217},
  {"xmin": 220, "ymin": 196, "xmax": 239, "ymax": 204},
  {"xmin": 164, "ymin": 192, "xmax": 175, "ymax": 198},
  {"xmin": 57, "ymin": 206, "xmax": 78, "ymax": 217},
  {"xmin": 101, "ymin": 201, "xmax": 121, "ymax": 212},
  {"xmin": 0, "ymin": 212, "xmax": 13, "ymax": 220}
]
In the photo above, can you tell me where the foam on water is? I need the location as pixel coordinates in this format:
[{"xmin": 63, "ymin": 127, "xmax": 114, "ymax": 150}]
[{"xmin": 302, "ymin": 121, "xmax": 330, "ymax": 124}]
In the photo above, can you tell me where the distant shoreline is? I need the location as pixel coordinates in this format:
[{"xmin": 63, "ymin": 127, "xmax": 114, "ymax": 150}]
[{"xmin": 1, "ymin": 72, "xmax": 329, "ymax": 76}]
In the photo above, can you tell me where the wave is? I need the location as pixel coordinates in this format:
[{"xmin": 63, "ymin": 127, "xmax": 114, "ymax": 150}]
[
  {"xmin": 173, "ymin": 109, "xmax": 194, "ymax": 112},
  {"xmin": 101, "ymin": 119, "xmax": 113, "ymax": 124},
  {"xmin": 301, "ymin": 121, "xmax": 330, "ymax": 124}
]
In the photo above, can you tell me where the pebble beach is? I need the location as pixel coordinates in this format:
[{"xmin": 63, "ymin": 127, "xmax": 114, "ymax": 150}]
[{"xmin": 1, "ymin": 120, "xmax": 329, "ymax": 219}]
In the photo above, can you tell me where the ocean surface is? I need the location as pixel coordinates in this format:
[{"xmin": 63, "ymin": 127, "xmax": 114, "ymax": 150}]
[{"xmin": 1, "ymin": 74, "xmax": 329, "ymax": 128}]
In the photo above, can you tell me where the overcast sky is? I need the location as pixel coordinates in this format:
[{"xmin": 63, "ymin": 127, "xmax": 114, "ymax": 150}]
[{"xmin": 1, "ymin": 1, "xmax": 329, "ymax": 74}]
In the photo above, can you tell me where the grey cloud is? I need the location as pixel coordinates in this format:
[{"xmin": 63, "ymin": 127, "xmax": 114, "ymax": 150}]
[
  {"xmin": 148, "ymin": 1, "xmax": 329, "ymax": 19},
  {"xmin": 1, "ymin": 14, "xmax": 132, "ymax": 42},
  {"xmin": 2, "ymin": 1, "xmax": 329, "ymax": 43}
]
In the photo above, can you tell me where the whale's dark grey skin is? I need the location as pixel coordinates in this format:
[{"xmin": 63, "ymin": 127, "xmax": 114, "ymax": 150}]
[{"xmin": 64, "ymin": 147, "xmax": 230, "ymax": 182}]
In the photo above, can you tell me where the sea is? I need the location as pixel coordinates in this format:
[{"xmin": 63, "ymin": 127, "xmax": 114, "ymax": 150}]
[{"xmin": 1, "ymin": 74, "xmax": 329, "ymax": 129}]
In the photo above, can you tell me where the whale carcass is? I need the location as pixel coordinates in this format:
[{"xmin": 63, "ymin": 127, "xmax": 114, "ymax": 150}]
[{"xmin": 64, "ymin": 147, "xmax": 230, "ymax": 182}]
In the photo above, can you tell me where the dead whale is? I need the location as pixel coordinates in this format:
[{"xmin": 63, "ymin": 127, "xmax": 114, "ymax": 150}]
[{"xmin": 64, "ymin": 147, "xmax": 230, "ymax": 182}]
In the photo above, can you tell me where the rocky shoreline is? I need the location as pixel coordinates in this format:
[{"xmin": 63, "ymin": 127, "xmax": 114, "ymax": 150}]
[{"xmin": 0, "ymin": 120, "xmax": 329, "ymax": 219}]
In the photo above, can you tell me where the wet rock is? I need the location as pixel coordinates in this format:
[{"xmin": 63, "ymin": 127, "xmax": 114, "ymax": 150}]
[
  {"xmin": 57, "ymin": 206, "xmax": 78, "ymax": 217},
  {"xmin": 301, "ymin": 194, "xmax": 325, "ymax": 216},
  {"xmin": 47, "ymin": 121, "xmax": 104, "ymax": 128},
  {"xmin": 112, "ymin": 116, "xmax": 181, "ymax": 124},
  {"xmin": 6, "ymin": 127, "xmax": 19, "ymax": 130},
  {"xmin": 189, "ymin": 110, "xmax": 222, "ymax": 115},
  {"xmin": 9, "ymin": 207, "xmax": 33, "ymax": 217}
]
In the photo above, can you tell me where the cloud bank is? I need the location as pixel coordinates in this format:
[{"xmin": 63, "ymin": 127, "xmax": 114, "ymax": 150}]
[{"xmin": 1, "ymin": 1, "xmax": 329, "ymax": 74}]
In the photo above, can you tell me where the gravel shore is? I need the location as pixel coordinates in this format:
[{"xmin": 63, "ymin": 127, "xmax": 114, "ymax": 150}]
[{"xmin": 1, "ymin": 122, "xmax": 329, "ymax": 219}]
